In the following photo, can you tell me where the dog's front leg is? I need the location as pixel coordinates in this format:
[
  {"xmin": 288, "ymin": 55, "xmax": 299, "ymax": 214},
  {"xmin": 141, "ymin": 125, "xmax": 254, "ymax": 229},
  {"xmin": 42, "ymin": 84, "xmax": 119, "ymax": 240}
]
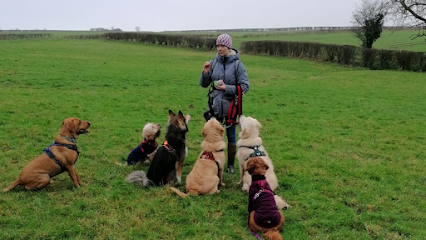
[
  {"xmin": 218, "ymin": 167, "xmax": 225, "ymax": 186},
  {"xmin": 238, "ymin": 164, "xmax": 244, "ymax": 184},
  {"xmin": 175, "ymin": 160, "xmax": 183, "ymax": 184},
  {"xmin": 75, "ymin": 171, "xmax": 82, "ymax": 185},
  {"xmin": 66, "ymin": 165, "xmax": 80, "ymax": 187}
]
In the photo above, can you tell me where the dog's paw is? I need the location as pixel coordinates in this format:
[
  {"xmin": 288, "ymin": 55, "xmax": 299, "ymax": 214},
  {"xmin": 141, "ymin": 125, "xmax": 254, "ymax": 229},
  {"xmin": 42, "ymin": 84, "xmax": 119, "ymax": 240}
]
[
  {"xmin": 274, "ymin": 195, "xmax": 292, "ymax": 210},
  {"xmin": 220, "ymin": 182, "xmax": 226, "ymax": 187}
]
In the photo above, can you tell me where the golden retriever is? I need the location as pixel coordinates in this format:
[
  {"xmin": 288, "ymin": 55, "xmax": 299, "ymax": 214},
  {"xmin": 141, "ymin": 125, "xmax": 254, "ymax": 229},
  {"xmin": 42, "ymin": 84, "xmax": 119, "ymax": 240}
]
[
  {"xmin": 237, "ymin": 115, "xmax": 291, "ymax": 209},
  {"xmin": 169, "ymin": 117, "xmax": 225, "ymax": 197},
  {"xmin": 4, "ymin": 117, "xmax": 91, "ymax": 192}
]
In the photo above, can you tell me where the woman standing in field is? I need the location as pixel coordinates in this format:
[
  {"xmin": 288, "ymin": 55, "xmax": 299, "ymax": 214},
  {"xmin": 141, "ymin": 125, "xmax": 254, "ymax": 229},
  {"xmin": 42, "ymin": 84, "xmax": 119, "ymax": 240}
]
[{"xmin": 199, "ymin": 33, "xmax": 250, "ymax": 174}]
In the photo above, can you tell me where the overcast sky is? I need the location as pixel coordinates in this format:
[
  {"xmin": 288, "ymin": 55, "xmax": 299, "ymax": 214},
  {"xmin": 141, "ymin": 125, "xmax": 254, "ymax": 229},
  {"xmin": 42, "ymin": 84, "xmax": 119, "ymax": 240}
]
[{"xmin": 1, "ymin": 0, "xmax": 361, "ymax": 32}]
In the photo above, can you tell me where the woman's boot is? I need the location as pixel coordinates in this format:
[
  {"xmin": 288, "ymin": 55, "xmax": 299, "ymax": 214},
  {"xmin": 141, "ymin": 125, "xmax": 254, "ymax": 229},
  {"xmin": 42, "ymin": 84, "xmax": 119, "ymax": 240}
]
[{"xmin": 226, "ymin": 143, "xmax": 237, "ymax": 174}]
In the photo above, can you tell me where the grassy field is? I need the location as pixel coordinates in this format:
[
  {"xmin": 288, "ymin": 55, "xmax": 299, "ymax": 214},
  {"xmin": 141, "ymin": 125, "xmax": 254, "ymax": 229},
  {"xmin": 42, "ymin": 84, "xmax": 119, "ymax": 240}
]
[{"xmin": 1, "ymin": 39, "xmax": 426, "ymax": 239}]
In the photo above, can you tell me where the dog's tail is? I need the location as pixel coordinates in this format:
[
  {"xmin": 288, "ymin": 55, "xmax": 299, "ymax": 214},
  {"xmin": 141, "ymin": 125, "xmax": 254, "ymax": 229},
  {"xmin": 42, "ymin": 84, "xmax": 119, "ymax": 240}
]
[
  {"xmin": 3, "ymin": 179, "xmax": 21, "ymax": 192},
  {"xmin": 274, "ymin": 195, "xmax": 292, "ymax": 210},
  {"xmin": 263, "ymin": 230, "xmax": 283, "ymax": 240},
  {"xmin": 168, "ymin": 186, "xmax": 188, "ymax": 198},
  {"xmin": 126, "ymin": 171, "xmax": 154, "ymax": 187},
  {"xmin": 114, "ymin": 161, "xmax": 127, "ymax": 167}
]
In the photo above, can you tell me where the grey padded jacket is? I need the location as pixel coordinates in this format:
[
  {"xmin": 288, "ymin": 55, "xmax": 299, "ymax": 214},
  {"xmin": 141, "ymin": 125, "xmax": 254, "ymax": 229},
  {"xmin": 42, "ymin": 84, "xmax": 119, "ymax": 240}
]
[{"xmin": 199, "ymin": 48, "xmax": 249, "ymax": 118}]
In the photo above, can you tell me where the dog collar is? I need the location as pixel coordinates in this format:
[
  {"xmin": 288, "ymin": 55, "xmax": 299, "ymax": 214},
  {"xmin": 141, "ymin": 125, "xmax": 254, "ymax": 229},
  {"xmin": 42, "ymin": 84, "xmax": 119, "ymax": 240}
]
[
  {"xmin": 252, "ymin": 179, "xmax": 273, "ymax": 201},
  {"xmin": 139, "ymin": 139, "xmax": 158, "ymax": 153},
  {"xmin": 61, "ymin": 135, "xmax": 76, "ymax": 143}
]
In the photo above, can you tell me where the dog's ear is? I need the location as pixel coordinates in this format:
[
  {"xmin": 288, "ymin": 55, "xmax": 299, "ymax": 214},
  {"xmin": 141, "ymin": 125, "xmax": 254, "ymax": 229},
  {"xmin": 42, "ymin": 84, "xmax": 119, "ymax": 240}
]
[
  {"xmin": 248, "ymin": 165, "xmax": 256, "ymax": 175},
  {"xmin": 168, "ymin": 109, "xmax": 175, "ymax": 117},
  {"xmin": 168, "ymin": 110, "xmax": 175, "ymax": 123},
  {"xmin": 184, "ymin": 114, "xmax": 191, "ymax": 124},
  {"xmin": 256, "ymin": 120, "xmax": 262, "ymax": 130},
  {"xmin": 62, "ymin": 118, "xmax": 76, "ymax": 133},
  {"xmin": 201, "ymin": 128, "xmax": 206, "ymax": 137},
  {"xmin": 241, "ymin": 128, "xmax": 251, "ymax": 139}
]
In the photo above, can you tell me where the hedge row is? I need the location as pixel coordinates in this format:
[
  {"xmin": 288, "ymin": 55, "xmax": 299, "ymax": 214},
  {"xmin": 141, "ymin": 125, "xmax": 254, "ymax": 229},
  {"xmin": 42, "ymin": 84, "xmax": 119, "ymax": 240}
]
[
  {"xmin": 0, "ymin": 33, "xmax": 52, "ymax": 40},
  {"xmin": 64, "ymin": 32, "xmax": 217, "ymax": 50},
  {"xmin": 241, "ymin": 41, "xmax": 426, "ymax": 72}
]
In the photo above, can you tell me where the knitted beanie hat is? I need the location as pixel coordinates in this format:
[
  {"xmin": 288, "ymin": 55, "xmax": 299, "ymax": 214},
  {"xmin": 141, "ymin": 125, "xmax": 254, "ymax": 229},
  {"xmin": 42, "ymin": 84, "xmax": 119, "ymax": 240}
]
[{"xmin": 216, "ymin": 34, "xmax": 232, "ymax": 48}]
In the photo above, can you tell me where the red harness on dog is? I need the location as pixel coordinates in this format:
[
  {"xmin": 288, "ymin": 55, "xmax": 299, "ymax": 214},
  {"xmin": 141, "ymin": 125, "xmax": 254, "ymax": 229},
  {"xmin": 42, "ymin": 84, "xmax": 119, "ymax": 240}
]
[
  {"xmin": 139, "ymin": 139, "xmax": 158, "ymax": 153},
  {"xmin": 201, "ymin": 151, "xmax": 222, "ymax": 176}
]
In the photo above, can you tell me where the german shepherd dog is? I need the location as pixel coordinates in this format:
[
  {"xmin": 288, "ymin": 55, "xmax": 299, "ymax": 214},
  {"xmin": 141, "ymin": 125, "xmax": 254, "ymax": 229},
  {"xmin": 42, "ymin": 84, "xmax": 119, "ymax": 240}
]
[{"xmin": 126, "ymin": 110, "xmax": 190, "ymax": 187}]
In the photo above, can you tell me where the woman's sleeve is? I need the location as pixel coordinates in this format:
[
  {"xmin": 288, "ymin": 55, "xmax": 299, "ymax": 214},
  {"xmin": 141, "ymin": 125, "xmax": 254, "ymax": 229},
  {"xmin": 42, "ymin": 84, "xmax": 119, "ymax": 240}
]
[
  {"xmin": 199, "ymin": 60, "xmax": 213, "ymax": 88},
  {"xmin": 237, "ymin": 61, "xmax": 250, "ymax": 94}
]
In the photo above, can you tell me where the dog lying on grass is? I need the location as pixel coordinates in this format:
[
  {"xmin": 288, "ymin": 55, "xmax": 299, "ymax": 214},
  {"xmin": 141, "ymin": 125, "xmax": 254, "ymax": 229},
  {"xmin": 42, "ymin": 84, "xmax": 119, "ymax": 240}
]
[
  {"xmin": 247, "ymin": 157, "xmax": 284, "ymax": 240},
  {"xmin": 169, "ymin": 117, "xmax": 225, "ymax": 197},
  {"xmin": 127, "ymin": 110, "xmax": 190, "ymax": 187},
  {"xmin": 237, "ymin": 115, "xmax": 291, "ymax": 210},
  {"xmin": 4, "ymin": 117, "xmax": 91, "ymax": 192},
  {"xmin": 126, "ymin": 122, "xmax": 161, "ymax": 165}
]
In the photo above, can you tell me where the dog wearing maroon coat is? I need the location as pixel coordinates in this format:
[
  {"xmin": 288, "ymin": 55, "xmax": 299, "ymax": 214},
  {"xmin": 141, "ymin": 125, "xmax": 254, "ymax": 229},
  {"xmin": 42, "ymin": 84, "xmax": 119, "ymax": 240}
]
[{"xmin": 247, "ymin": 157, "xmax": 284, "ymax": 240}]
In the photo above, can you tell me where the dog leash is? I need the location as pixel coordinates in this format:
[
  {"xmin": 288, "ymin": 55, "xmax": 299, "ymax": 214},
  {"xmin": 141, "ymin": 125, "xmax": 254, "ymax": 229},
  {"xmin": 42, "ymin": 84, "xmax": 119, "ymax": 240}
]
[{"xmin": 249, "ymin": 227, "xmax": 264, "ymax": 240}]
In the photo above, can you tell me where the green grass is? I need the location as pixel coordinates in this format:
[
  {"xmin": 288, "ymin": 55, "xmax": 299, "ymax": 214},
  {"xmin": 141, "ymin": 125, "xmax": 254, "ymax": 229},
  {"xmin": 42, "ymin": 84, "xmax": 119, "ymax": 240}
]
[{"xmin": 1, "ymin": 39, "xmax": 426, "ymax": 239}]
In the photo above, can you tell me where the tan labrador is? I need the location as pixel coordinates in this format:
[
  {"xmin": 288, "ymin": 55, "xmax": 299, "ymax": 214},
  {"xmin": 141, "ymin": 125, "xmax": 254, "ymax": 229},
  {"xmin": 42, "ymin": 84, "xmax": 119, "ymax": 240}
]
[
  {"xmin": 4, "ymin": 117, "xmax": 91, "ymax": 192},
  {"xmin": 169, "ymin": 117, "xmax": 226, "ymax": 197}
]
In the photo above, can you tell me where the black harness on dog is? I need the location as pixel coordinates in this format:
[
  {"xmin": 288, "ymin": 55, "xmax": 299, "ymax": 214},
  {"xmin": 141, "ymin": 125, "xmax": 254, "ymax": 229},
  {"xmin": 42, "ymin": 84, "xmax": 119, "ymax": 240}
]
[
  {"xmin": 43, "ymin": 142, "xmax": 79, "ymax": 173},
  {"xmin": 239, "ymin": 145, "xmax": 266, "ymax": 161}
]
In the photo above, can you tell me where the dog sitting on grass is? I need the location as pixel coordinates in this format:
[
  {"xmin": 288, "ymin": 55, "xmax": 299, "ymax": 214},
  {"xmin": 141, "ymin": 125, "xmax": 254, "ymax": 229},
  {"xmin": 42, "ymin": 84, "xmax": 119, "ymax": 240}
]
[
  {"xmin": 126, "ymin": 123, "xmax": 161, "ymax": 165},
  {"xmin": 247, "ymin": 157, "xmax": 285, "ymax": 240},
  {"xmin": 169, "ymin": 117, "xmax": 226, "ymax": 197},
  {"xmin": 127, "ymin": 110, "xmax": 190, "ymax": 187}
]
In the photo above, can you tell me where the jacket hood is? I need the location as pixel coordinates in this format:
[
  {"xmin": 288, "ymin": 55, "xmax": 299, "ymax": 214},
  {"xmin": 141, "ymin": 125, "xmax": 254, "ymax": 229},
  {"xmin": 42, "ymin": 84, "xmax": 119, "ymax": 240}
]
[{"xmin": 215, "ymin": 48, "xmax": 239, "ymax": 63}]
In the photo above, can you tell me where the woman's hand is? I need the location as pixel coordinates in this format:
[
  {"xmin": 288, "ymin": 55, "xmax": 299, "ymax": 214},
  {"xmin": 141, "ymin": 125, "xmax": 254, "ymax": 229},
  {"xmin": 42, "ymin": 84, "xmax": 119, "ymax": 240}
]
[
  {"xmin": 216, "ymin": 82, "xmax": 226, "ymax": 91},
  {"xmin": 203, "ymin": 61, "xmax": 210, "ymax": 75}
]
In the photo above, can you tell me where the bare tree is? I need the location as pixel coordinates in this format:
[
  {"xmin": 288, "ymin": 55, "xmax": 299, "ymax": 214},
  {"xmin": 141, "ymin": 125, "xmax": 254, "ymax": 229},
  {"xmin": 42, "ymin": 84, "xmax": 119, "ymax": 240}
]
[
  {"xmin": 352, "ymin": 0, "xmax": 388, "ymax": 48},
  {"xmin": 386, "ymin": 0, "xmax": 426, "ymax": 39},
  {"xmin": 135, "ymin": 26, "xmax": 140, "ymax": 32}
]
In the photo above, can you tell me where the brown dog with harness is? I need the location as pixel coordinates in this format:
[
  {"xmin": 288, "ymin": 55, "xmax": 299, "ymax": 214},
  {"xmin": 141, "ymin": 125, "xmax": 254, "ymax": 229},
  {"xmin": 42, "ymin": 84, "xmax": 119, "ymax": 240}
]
[{"xmin": 4, "ymin": 117, "xmax": 91, "ymax": 192}]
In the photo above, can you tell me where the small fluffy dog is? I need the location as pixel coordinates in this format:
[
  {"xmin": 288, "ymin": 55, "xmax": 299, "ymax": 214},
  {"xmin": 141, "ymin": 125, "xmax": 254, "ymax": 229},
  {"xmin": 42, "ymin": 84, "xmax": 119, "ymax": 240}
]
[
  {"xmin": 4, "ymin": 117, "xmax": 91, "ymax": 192},
  {"xmin": 237, "ymin": 115, "xmax": 291, "ymax": 210},
  {"xmin": 126, "ymin": 123, "xmax": 161, "ymax": 165},
  {"xmin": 170, "ymin": 117, "xmax": 225, "ymax": 197},
  {"xmin": 247, "ymin": 157, "xmax": 284, "ymax": 240},
  {"xmin": 127, "ymin": 110, "xmax": 190, "ymax": 187}
]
